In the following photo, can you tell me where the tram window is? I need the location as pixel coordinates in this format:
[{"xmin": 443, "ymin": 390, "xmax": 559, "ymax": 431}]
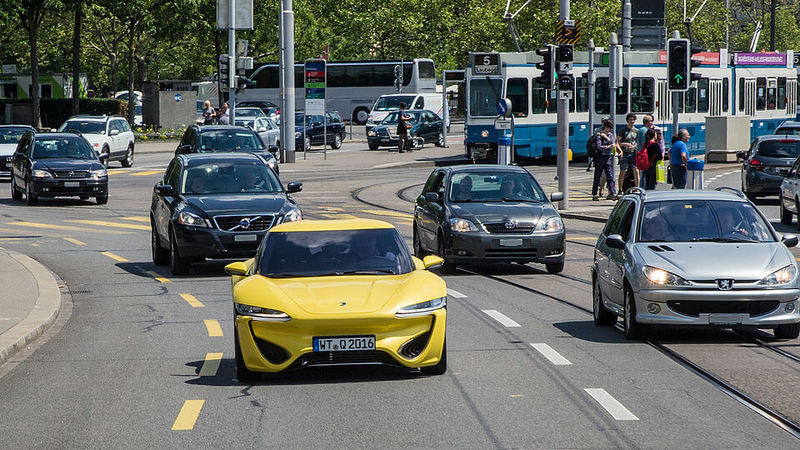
[
  {"xmin": 506, "ymin": 78, "xmax": 528, "ymax": 117},
  {"xmin": 595, "ymin": 77, "xmax": 609, "ymax": 114},
  {"xmin": 630, "ymin": 78, "xmax": 654, "ymax": 113},
  {"xmin": 738, "ymin": 78, "xmax": 745, "ymax": 111},
  {"xmin": 469, "ymin": 78, "xmax": 503, "ymax": 117},
  {"xmin": 576, "ymin": 76, "xmax": 589, "ymax": 113},
  {"xmin": 616, "ymin": 78, "xmax": 628, "ymax": 114},
  {"xmin": 531, "ymin": 78, "xmax": 547, "ymax": 114},
  {"xmin": 723, "ymin": 78, "xmax": 729, "ymax": 112},
  {"xmin": 778, "ymin": 77, "xmax": 787, "ymax": 109},
  {"xmin": 685, "ymin": 86, "xmax": 697, "ymax": 113},
  {"xmin": 757, "ymin": 77, "xmax": 766, "ymax": 110},
  {"xmin": 697, "ymin": 78, "xmax": 709, "ymax": 113},
  {"xmin": 767, "ymin": 80, "xmax": 777, "ymax": 110}
]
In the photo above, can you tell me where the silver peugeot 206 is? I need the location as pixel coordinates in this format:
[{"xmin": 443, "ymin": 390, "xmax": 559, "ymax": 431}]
[{"xmin": 592, "ymin": 187, "xmax": 800, "ymax": 340}]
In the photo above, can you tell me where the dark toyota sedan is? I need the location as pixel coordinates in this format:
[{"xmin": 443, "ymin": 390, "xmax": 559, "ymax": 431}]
[
  {"xmin": 413, "ymin": 165, "xmax": 565, "ymax": 274},
  {"xmin": 741, "ymin": 135, "xmax": 800, "ymax": 200},
  {"xmin": 150, "ymin": 152, "xmax": 303, "ymax": 275},
  {"xmin": 11, "ymin": 132, "xmax": 108, "ymax": 205},
  {"xmin": 175, "ymin": 124, "xmax": 280, "ymax": 175},
  {"xmin": 367, "ymin": 109, "xmax": 444, "ymax": 150}
]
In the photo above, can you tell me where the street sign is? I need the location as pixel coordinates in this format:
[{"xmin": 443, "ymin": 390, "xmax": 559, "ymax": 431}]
[
  {"xmin": 174, "ymin": 93, "xmax": 182, "ymax": 102},
  {"xmin": 473, "ymin": 53, "xmax": 500, "ymax": 75},
  {"xmin": 497, "ymin": 98, "xmax": 512, "ymax": 118},
  {"xmin": 556, "ymin": 20, "xmax": 581, "ymax": 45},
  {"xmin": 494, "ymin": 119, "xmax": 512, "ymax": 130},
  {"xmin": 216, "ymin": 0, "xmax": 253, "ymax": 30},
  {"xmin": 304, "ymin": 59, "xmax": 326, "ymax": 116}
]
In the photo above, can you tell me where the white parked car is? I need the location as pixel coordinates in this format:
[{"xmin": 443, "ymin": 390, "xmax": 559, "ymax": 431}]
[
  {"xmin": 0, "ymin": 125, "xmax": 36, "ymax": 177},
  {"xmin": 58, "ymin": 115, "xmax": 136, "ymax": 167}
]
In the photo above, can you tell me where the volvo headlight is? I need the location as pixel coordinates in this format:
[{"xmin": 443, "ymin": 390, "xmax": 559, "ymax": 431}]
[
  {"xmin": 177, "ymin": 211, "xmax": 208, "ymax": 227},
  {"xmin": 396, "ymin": 297, "xmax": 446, "ymax": 317},
  {"xmin": 234, "ymin": 303, "xmax": 291, "ymax": 321},
  {"xmin": 89, "ymin": 168, "xmax": 107, "ymax": 179},
  {"xmin": 294, "ymin": 132, "xmax": 301, "ymax": 139},
  {"xmin": 450, "ymin": 217, "xmax": 479, "ymax": 232},
  {"xmin": 367, "ymin": 130, "xmax": 377, "ymax": 137},
  {"xmin": 538, "ymin": 216, "xmax": 564, "ymax": 233},
  {"xmin": 283, "ymin": 208, "xmax": 302, "ymax": 222},
  {"xmin": 643, "ymin": 265, "xmax": 692, "ymax": 286},
  {"xmin": 32, "ymin": 169, "xmax": 52, "ymax": 178},
  {"xmin": 758, "ymin": 265, "xmax": 797, "ymax": 286}
]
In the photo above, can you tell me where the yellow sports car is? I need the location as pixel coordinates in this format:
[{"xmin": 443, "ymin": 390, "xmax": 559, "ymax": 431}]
[{"xmin": 225, "ymin": 219, "xmax": 447, "ymax": 381}]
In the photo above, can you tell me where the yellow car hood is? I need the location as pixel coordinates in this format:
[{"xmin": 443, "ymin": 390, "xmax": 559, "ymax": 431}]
[{"xmin": 235, "ymin": 271, "xmax": 445, "ymax": 316}]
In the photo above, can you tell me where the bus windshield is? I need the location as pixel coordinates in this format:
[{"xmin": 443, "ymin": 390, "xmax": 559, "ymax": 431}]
[
  {"xmin": 469, "ymin": 78, "xmax": 502, "ymax": 117},
  {"xmin": 373, "ymin": 96, "xmax": 416, "ymax": 111}
]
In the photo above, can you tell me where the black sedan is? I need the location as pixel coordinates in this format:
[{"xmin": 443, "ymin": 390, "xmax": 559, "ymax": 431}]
[
  {"xmin": 742, "ymin": 135, "xmax": 800, "ymax": 200},
  {"xmin": 293, "ymin": 111, "xmax": 345, "ymax": 150},
  {"xmin": 11, "ymin": 132, "xmax": 108, "ymax": 205},
  {"xmin": 414, "ymin": 165, "xmax": 565, "ymax": 273},
  {"xmin": 367, "ymin": 109, "xmax": 444, "ymax": 150},
  {"xmin": 175, "ymin": 124, "xmax": 280, "ymax": 175},
  {"xmin": 151, "ymin": 152, "xmax": 303, "ymax": 275}
]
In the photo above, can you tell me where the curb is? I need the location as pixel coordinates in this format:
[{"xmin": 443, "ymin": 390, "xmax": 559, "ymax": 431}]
[{"xmin": 0, "ymin": 252, "xmax": 62, "ymax": 366}]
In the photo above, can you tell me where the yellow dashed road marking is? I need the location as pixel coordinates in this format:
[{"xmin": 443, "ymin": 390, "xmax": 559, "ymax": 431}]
[
  {"xmin": 64, "ymin": 237, "xmax": 86, "ymax": 246},
  {"xmin": 145, "ymin": 270, "xmax": 171, "ymax": 283},
  {"xmin": 180, "ymin": 293, "xmax": 204, "ymax": 307},
  {"xmin": 320, "ymin": 213, "xmax": 360, "ymax": 219},
  {"xmin": 67, "ymin": 220, "xmax": 150, "ymax": 231},
  {"xmin": 31, "ymin": 243, "xmax": 39, "ymax": 247},
  {"xmin": 7, "ymin": 221, "xmax": 130, "ymax": 234},
  {"xmin": 106, "ymin": 169, "xmax": 126, "ymax": 175},
  {"xmin": 172, "ymin": 400, "xmax": 205, "ymax": 431},
  {"xmin": 130, "ymin": 170, "xmax": 164, "ymax": 176},
  {"xmin": 121, "ymin": 216, "xmax": 151, "ymax": 223},
  {"xmin": 361, "ymin": 209, "xmax": 414, "ymax": 219},
  {"xmin": 569, "ymin": 236, "xmax": 598, "ymax": 241},
  {"xmin": 203, "ymin": 319, "xmax": 223, "ymax": 337},
  {"xmin": 199, "ymin": 352, "xmax": 223, "ymax": 377},
  {"xmin": 101, "ymin": 251, "xmax": 128, "ymax": 262}
]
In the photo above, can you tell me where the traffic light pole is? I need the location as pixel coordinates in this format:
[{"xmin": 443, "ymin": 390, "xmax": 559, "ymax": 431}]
[
  {"xmin": 228, "ymin": 0, "xmax": 236, "ymax": 124},
  {"xmin": 556, "ymin": 0, "xmax": 569, "ymax": 210},
  {"xmin": 671, "ymin": 30, "xmax": 680, "ymax": 138}
]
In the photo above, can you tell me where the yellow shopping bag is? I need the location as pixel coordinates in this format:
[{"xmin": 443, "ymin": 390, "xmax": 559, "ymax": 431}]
[{"xmin": 655, "ymin": 161, "xmax": 666, "ymax": 183}]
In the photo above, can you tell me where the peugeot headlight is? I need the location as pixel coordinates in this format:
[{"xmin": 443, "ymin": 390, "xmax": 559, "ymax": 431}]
[
  {"xmin": 367, "ymin": 130, "xmax": 377, "ymax": 137},
  {"xmin": 177, "ymin": 211, "xmax": 209, "ymax": 227},
  {"xmin": 89, "ymin": 168, "xmax": 107, "ymax": 179},
  {"xmin": 234, "ymin": 303, "xmax": 291, "ymax": 321},
  {"xmin": 396, "ymin": 297, "xmax": 446, "ymax": 317},
  {"xmin": 283, "ymin": 208, "xmax": 302, "ymax": 222},
  {"xmin": 758, "ymin": 265, "xmax": 797, "ymax": 286},
  {"xmin": 538, "ymin": 216, "xmax": 564, "ymax": 233},
  {"xmin": 450, "ymin": 217, "xmax": 479, "ymax": 232},
  {"xmin": 643, "ymin": 265, "xmax": 692, "ymax": 286},
  {"xmin": 32, "ymin": 169, "xmax": 52, "ymax": 178}
]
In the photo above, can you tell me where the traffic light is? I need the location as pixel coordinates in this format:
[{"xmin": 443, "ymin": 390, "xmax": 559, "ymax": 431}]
[
  {"xmin": 219, "ymin": 54, "xmax": 234, "ymax": 90},
  {"xmin": 535, "ymin": 45, "xmax": 556, "ymax": 89},
  {"xmin": 556, "ymin": 44, "xmax": 573, "ymax": 63},
  {"xmin": 690, "ymin": 45, "xmax": 703, "ymax": 83},
  {"xmin": 667, "ymin": 38, "xmax": 689, "ymax": 91},
  {"xmin": 558, "ymin": 73, "xmax": 574, "ymax": 92}
]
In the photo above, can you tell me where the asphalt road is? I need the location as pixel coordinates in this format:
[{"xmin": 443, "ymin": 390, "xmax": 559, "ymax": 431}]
[{"xmin": 0, "ymin": 149, "xmax": 799, "ymax": 447}]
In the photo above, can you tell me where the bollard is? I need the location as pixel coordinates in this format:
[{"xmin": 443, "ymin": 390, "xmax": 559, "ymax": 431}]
[
  {"xmin": 498, "ymin": 137, "xmax": 511, "ymax": 165},
  {"xmin": 687, "ymin": 158, "xmax": 705, "ymax": 189}
]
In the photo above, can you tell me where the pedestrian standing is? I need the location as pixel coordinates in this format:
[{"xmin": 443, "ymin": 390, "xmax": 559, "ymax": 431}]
[
  {"xmin": 641, "ymin": 129, "xmax": 662, "ymax": 190},
  {"xmin": 637, "ymin": 113, "xmax": 664, "ymax": 186},
  {"xmin": 592, "ymin": 119, "xmax": 619, "ymax": 201},
  {"xmin": 617, "ymin": 113, "xmax": 640, "ymax": 189},
  {"xmin": 670, "ymin": 129, "xmax": 690, "ymax": 189},
  {"xmin": 396, "ymin": 102, "xmax": 412, "ymax": 153},
  {"xmin": 202, "ymin": 100, "xmax": 216, "ymax": 125},
  {"xmin": 217, "ymin": 103, "xmax": 230, "ymax": 125}
]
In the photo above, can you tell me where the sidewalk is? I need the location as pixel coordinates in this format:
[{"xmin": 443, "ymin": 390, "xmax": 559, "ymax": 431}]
[{"xmin": 0, "ymin": 251, "xmax": 62, "ymax": 367}]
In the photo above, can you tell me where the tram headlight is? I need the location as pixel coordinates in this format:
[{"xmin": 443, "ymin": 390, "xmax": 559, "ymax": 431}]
[{"xmin": 480, "ymin": 130, "xmax": 489, "ymax": 138}]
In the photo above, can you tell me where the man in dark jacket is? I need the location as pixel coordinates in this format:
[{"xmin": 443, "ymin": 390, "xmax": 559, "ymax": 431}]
[
  {"xmin": 592, "ymin": 119, "xmax": 619, "ymax": 200},
  {"xmin": 397, "ymin": 102, "xmax": 411, "ymax": 153}
]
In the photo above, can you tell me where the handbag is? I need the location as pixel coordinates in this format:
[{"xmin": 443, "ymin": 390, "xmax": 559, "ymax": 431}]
[
  {"xmin": 655, "ymin": 160, "xmax": 667, "ymax": 183},
  {"xmin": 634, "ymin": 148, "xmax": 650, "ymax": 170}
]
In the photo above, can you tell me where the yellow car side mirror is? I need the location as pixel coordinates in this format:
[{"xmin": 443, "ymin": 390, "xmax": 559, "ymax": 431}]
[
  {"xmin": 422, "ymin": 255, "xmax": 444, "ymax": 270},
  {"xmin": 411, "ymin": 256, "xmax": 424, "ymax": 270},
  {"xmin": 225, "ymin": 261, "xmax": 249, "ymax": 276}
]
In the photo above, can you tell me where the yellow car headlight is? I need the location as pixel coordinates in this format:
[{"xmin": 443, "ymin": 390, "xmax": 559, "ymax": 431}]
[
  {"xmin": 396, "ymin": 297, "xmax": 446, "ymax": 317},
  {"xmin": 234, "ymin": 303, "xmax": 291, "ymax": 321}
]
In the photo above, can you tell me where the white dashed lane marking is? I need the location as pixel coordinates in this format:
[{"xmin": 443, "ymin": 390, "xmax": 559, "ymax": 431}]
[
  {"xmin": 584, "ymin": 388, "xmax": 640, "ymax": 421},
  {"xmin": 482, "ymin": 310, "xmax": 521, "ymax": 327},
  {"xmin": 447, "ymin": 288, "xmax": 467, "ymax": 298},
  {"xmin": 530, "ymin": 343, "xmax": 573, "ymax": 365}
]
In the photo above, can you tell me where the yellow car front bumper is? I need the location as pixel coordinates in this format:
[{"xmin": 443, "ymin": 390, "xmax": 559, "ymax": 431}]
[{"xmin": 235, "ymin": 309, "xmax": 446, "ymax": 373}]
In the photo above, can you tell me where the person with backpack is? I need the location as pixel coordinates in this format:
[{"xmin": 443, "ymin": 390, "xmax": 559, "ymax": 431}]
[
  {"xmin": 591, "ymin": 119, "xmax": 620, "ymax": 201},
  {"xmin": 637, "ymin": 129, "xmax": 662, "ymax": 190},
  {"xmin": 617, "ymin": 113, "xmax": 640, "ymax": 190}
]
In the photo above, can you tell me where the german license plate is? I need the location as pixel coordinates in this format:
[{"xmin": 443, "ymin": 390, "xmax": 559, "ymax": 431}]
[
  {"xmin": 234, "ymin": 234, "xmax": 257, "ymax": 242},
  {"xmin": 63, "ymin": 181, "xmax": 80, "ymax": 187},
  {"xmin": 709, "ymin": 313, "xmax": 746, "ymax": 325},
  {"xmin": 499, "ymin": 238, "xmax": 523, "ymax": 247},
  {"xmin": 313, "ymin": 335, "xmax": 376, "ymax": 352}
]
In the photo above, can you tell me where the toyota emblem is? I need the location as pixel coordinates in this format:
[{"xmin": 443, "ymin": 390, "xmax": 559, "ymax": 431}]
[
  {"xmin": 716, "ymin": 279, "xmax": 734, "ymax": 290},
  {"xmin": 239, "ymin": 218, "xmax": 251, "ymax": 229},
  {"xmin": 504, "ymin": 220, "xmax": 517, "ymax": 229}
]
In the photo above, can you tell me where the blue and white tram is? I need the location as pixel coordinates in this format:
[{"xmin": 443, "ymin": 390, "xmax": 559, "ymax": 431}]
[{"xmin": 465, "ymin": 51, "xmax": 797, "ymax": 161}]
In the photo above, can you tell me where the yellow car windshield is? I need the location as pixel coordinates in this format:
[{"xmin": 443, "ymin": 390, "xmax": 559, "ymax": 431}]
[{"xmin": 259, "ymin": 229, "xmax": 414, "ymax": 277}]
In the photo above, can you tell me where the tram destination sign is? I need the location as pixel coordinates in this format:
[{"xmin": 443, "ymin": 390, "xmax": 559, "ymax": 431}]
[{"xmin": 473, "ymin": 53, "xmax": 500, "ymax": 75}]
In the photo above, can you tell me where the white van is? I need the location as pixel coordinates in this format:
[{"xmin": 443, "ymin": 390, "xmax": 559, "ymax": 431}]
[{"xmin": 366, "ymin": 93, "xmax": 446, "ymax": 132}]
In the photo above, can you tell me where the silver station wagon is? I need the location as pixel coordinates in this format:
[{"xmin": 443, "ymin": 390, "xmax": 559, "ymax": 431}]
[{"xmin": 592, "ymin": 188, "xmax": 800, "ymax": 340}]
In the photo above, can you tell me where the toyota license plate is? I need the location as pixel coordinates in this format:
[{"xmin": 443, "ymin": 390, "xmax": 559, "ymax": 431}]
[
  {"xmin": 234, "ymin": 234, "xmax": 257, "ymax": 242},
  {"xmin": 313, "ymin": 335, "xmax": 376, "ymax": 352},
  {"xmin": 499, "ymin": 238, "xmax": 523, "ymax": 247},
  {"xmin": 63, "ymin": 181, "xmax": 80, "ymax": 187}
]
